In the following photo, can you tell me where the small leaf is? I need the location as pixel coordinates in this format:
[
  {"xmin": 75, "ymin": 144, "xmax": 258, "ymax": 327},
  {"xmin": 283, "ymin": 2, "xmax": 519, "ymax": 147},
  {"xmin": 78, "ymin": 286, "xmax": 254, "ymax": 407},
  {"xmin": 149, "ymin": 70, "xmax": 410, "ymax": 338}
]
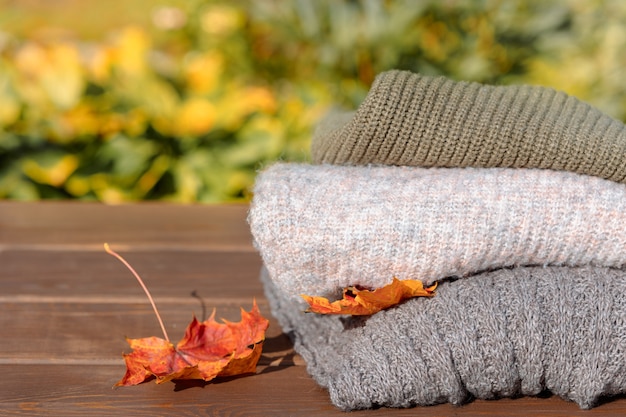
[{"xmin": 301, "ymin": 278, "xmax": 437, "ymax": 316}]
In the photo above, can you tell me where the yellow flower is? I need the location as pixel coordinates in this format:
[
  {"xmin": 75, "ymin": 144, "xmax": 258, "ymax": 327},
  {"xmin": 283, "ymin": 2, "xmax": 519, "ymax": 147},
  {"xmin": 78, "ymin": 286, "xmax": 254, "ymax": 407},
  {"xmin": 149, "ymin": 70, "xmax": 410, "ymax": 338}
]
[
  {"xmin": 215, "ymin": 84, "xmax": 277, "ymax": 130},
  {"xmin": 110, "ymin": 26, "xmax": 151, "ymax": 77},
  {"xmin": 22, "ymin": 154, "xmax": 79, "ymax": 187},
  {"xmin": 14, "ymin": 41, "xmax": 85, "ymax": 109},
  {"xmin": 241, "ymin": 86, "xmax": 277, "ymax": 115},
  {"xmin": 183, "ymin": 52, "xmax": 223, "ymax": 94},
  {"xmin": 86, "ymin": 44, "xmax": 114, "ymax": 83},
  {"xmin": 54, "ymin": 104, "xmax": 101, "ymax": 140},
  {"xmin": 0, "ymin": 93, "xmax": 20, "ymax": 126},
  {"xmin": 200, "ymin": 5, "xmax": 243, "ymax": 36},
  {"xmin": 175, "ymin": 97, "xmax": 216, "ymax": 136}
]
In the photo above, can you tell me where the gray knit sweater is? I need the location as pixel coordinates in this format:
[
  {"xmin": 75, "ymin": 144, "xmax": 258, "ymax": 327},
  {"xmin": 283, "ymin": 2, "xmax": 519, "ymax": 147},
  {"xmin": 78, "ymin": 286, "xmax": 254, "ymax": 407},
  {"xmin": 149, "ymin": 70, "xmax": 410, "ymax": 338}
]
[{"xmin": 261, "ymin": 265, "xmax": 626, "ymax": 410}]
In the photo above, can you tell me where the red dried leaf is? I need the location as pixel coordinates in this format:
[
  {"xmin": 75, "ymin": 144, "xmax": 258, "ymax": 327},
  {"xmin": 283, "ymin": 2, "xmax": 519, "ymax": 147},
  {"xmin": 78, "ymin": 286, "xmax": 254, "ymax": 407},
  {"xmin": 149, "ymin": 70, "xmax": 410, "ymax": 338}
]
[
  {"xmin": 218, "ymin": 305, "xmax": 271, "ymax": 377},
  {"xmin": 115, "ymin": 301, "xmax": 269, "ymax": 386},
  {"xmin": 301, "ymin": 278, "xmax": 437, "ymax": 316},
  {"xmin": 105, "ymin": 243, "xmax": 270, "ymax": 387}
]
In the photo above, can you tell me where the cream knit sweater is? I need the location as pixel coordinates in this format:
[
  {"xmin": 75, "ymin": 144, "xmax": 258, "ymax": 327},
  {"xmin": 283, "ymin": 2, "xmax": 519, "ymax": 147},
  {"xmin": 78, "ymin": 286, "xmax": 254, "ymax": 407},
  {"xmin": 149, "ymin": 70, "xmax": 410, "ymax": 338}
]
[{"xmin": 250, "ymin": 163, "xmax": 626, "ymax": 300}]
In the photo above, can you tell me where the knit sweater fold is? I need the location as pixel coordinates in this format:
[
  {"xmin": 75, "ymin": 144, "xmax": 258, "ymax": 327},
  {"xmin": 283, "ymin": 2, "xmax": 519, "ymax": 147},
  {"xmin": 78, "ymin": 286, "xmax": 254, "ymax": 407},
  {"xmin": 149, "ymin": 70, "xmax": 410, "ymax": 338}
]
[
  {"xmin": 249, "ymin": 163, "xmax": 626, "ymax": 301},
  {"xmin": 311, "ymin": 70, "xmax": 626, "ymax": 184}
]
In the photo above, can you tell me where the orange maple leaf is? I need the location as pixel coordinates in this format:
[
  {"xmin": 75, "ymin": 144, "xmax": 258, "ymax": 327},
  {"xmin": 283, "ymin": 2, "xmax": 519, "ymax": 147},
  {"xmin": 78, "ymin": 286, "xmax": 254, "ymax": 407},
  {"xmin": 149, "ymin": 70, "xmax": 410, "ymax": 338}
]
[
  {"xmin": 104, "ymin": 243, "xmax": 269, "ymax": 387},
  {"xmin": 115, "ymin": 302, "xmax": 269, "ymax": 386},
  {"xmin": 301, "ymin": 278, "xmax": 437, "ymax": 315}
]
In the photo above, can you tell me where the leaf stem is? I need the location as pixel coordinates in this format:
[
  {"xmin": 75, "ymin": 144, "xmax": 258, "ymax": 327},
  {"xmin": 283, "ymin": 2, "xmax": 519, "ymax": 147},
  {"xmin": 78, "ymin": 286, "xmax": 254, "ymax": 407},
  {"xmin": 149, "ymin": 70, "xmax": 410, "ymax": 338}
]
[{"xmin": 104, "ymin": 243, "xmax": 170, "ymax": 342}]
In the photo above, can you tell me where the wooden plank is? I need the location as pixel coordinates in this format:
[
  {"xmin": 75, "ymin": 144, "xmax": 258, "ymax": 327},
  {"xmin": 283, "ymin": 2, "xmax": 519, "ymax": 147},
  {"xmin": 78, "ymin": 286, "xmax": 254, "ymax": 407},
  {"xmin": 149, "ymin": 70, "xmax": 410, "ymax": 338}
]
[
  {"xmin": 0, "ymin": 202, "xmax": 253, "ymax": 250},
  {"xmin": 2, "ymin": 364, "xmax": 624, "ymax": 417},
  {"xmin": 0, "ymin": 249, "xmax": 263, "ymax": 299},
  {"xmin": 0, "ymin": 302, "xmax": 291, "ymax": 364}
]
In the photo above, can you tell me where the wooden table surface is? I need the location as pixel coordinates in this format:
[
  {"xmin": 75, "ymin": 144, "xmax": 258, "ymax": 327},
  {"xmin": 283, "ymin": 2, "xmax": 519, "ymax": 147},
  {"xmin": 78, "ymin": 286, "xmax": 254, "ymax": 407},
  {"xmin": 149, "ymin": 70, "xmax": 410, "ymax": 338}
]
[{"xmin": 2, "ymin": 201, "xmax": 626, "ymax": 416}]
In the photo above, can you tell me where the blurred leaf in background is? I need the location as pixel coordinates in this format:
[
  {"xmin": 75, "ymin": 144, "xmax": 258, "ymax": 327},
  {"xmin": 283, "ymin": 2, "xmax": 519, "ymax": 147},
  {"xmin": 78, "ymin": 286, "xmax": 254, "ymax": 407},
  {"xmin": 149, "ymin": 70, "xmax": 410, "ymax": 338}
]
[{"xmin": 0, "ymin": 0, "xmax": 624, "ymax": 203}]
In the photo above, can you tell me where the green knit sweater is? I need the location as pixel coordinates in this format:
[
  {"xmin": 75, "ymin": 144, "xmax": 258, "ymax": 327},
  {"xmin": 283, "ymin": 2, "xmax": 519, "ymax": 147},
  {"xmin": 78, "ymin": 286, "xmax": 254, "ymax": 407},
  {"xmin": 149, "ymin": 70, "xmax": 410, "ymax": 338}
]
[{"xmin": 312, "ymin": 70, "xmax": 626, "ymax": 183}]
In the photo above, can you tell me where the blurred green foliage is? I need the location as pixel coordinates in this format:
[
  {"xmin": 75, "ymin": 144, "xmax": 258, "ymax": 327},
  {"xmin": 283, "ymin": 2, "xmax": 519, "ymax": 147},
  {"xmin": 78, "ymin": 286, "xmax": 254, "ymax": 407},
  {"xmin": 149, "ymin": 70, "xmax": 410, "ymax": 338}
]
[{"xmin": 1, "ymin": 0, "xmax": 625, "ymax": 202}]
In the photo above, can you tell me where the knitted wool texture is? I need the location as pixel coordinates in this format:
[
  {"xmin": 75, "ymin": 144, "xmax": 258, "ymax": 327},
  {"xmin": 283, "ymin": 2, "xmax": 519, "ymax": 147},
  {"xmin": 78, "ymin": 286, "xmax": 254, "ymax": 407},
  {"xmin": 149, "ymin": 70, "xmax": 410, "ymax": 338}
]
[
  {"xmin": 260, "ymin": 265, "xmax": 626, "ymax": 410},
  {"xmin": 249, "ymin": 163, "xmax": 626, "ymax": 301},
  {"xmin": 311, "ymin": 70, "xmax": 626, "ymax": 184}
]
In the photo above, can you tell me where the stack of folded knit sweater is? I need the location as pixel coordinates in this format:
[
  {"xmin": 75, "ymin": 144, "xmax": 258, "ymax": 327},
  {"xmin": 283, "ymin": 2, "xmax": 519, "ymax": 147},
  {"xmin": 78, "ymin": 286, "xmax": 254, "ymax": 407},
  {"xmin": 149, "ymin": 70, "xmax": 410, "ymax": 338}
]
[{"xmin": 248, "ymin": 70, "xmax": 626, "ymax": 410}]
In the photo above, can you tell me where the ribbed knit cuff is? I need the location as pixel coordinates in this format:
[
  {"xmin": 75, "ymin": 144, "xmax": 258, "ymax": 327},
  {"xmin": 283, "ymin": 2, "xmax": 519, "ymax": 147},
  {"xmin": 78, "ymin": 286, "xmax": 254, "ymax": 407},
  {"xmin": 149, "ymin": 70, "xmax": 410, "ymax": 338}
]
[{"xmin": 311, "ymin": 70, "xmax": 626, "ymax": 184}]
